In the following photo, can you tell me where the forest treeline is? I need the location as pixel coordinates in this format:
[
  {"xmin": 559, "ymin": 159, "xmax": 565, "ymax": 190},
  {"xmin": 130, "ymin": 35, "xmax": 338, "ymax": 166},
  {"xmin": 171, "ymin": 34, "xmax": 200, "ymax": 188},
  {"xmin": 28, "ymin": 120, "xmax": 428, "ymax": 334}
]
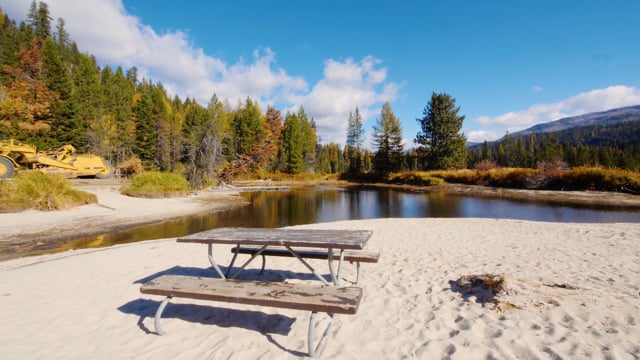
[{"xmin": 1, "ymin": 2, "xmax": 638, "ymax": 189}]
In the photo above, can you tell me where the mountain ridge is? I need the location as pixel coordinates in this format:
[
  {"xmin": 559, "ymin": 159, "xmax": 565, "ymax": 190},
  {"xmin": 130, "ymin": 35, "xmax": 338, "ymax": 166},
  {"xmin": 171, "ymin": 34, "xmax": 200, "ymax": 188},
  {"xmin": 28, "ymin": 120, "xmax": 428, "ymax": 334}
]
[
  {"xmin": 469, "ymin": 104, "xmax": 640, "ymax": 147},
  {"xmin": 512, "ymin": 104, "xmax": 640, "ymax": 137}
]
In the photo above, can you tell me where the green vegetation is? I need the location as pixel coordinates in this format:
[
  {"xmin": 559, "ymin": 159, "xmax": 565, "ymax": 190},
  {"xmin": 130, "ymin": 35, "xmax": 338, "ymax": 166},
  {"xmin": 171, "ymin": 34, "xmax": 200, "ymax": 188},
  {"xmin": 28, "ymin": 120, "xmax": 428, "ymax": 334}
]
[
  {"xmin": 372, "ymin": 102, "xmax": 404, "ymax": 173},
  {"xmin": 1, "ymin": 1, "xmax": 637, "ymax": 201},
  {"xmin": 415, "ymin": 92, "xmax": 468, "ymax": 170},
  {"xmin": 120, "ymin": 171, "xmax": 191, "ymax": 198},
  {"xmin": 387, "ymin": 172, "xmax": 446, "ymax": 186},
  {"xmin": 346, "ymin": 107, "xmax": 365, "ymax": 173},
  {"xmin": 0, "ymin": 172, "xmax": 97, "ymax": 212},
  {"xmin": 382, "ymin": 167, "xmax": 640, "ymax": 193}
]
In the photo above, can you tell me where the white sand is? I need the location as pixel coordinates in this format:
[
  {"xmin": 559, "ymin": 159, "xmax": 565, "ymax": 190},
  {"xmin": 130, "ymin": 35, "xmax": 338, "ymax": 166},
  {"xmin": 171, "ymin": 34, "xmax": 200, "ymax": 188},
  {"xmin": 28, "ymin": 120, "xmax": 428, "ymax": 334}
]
[
  {"xmin": 0, "ymin": 185, "xmax": 245, "ymax": 257},
  {"xmin": 1, "ymin": 189, "xmax": 639, "ymax": 359}
]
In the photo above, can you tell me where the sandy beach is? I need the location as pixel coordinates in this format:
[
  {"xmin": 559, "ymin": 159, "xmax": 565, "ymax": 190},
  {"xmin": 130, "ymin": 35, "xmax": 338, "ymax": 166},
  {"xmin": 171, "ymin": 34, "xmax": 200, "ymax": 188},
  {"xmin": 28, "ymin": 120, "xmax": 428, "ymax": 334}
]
[
  {"xmin": 0, "ymin": 183, "xmax": 247, "ymax": 260},
  {"xmin": 0, "ymin": 187, "xmax": 639, "ymax": 359}
]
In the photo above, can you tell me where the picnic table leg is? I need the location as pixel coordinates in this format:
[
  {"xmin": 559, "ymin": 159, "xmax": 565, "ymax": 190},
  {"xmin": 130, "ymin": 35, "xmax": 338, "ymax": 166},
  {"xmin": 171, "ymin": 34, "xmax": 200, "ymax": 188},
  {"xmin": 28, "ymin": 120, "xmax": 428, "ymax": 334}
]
[
  {"xmin": 285, "ymin": 246, "xmax": 330, "ymax": 285},
  {"xmin": 225, "ymin": 244, "xmax": 241, "ymax": 277},
  {"xmin": 154, "ymin": 296, "xmax": 172, "ymax": 335},
  {"xmin": 228, "ymin": 245, "xmax": 269, "ymax": 280},
  {"xmin": 327, "ymin": 248, "xmax": 345, "ymax": 286},
  {"xmin": 207, "ymin": 244, "xmax": 227, "ymax": 279},
  {"xmin": 308, "ymin": 312, "xmax": 335, "ymax": 358}
]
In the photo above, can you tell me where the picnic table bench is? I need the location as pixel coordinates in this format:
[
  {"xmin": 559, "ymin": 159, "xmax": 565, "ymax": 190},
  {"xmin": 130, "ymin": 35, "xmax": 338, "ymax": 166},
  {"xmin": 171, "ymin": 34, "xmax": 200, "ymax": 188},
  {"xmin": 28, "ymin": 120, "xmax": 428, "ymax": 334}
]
[
  {"xmin": 229, "ymin": 246, "xmax": 380, "ymax": 285},
  {"xmin": 140, "ymin": 274, "xmax": 362, "ymax": 357}
]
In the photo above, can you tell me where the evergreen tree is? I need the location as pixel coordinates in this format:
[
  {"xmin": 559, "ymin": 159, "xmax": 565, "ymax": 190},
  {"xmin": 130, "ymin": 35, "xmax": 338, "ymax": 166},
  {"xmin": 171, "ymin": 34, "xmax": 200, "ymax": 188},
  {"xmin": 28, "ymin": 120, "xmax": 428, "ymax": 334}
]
[
  {"xmin": 166, "ymin": 95, "xmax": 186, "ymax": 170},
  {"xmin": 132, "ymin": 80, "xmax": 156, "ymax": 164},
  {"xmin": 28, "ymin": 1, "xmax": 51, "ymax": 42},
  {"xmin": 281, "ymin": 112, "xmax": 304, "ymax": 173},
  {"xmin": 316, "ymin": 142, "xmax": 344, "ymax": 173},
  {"xmin": 415, "ymin": 92, "xmax": 467, "ymax": 170},
  {"xmin": 231, "ymin": 98, "xmax": 263, "ymax": 156},
  {"xmin": 372, "ymin": 102, "xmax": 404, "ymax": 173},
  {"xmin": 346, "ymin": 107, "xmax": 364, "ymax": 172},
  {"xmin": 53, "ymin": 17, "xmax": 73, "ymax": 63},
  {"xmin": 101, "ymin": 66, "xmax": 135, "ymax": 162},
  {"xmin": 298, "ymin": 106, "xmax": 316, "ymax": 170},
  {"xmin": 73, "ymin": 54, "xmax": 102, "ymax": 153},
  {"xmin": 182, "ymin": 100, "xmax": 220, "ymax": 188},
  {"xmin": 42, "ymin": 36, "xmax": 83, "ymax": 148},
  {"xmin": 0, "ymin": 12, "xmax": 20, "ymax": 83}
]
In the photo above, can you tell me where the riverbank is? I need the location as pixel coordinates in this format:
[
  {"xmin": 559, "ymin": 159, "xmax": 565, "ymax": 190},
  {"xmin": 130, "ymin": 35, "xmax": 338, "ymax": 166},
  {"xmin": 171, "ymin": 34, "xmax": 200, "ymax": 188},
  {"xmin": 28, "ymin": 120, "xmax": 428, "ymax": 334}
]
[
  {"xmin": 1, "ymin": 218, "xmax": 638, "ymax": 359},
  {"xmin": 0, "ymin": 181, "xmax": 248, "ymax": 261},
  {"xmin": 0, "ymin": 180, "xmax": 639, "ymax": 261}
]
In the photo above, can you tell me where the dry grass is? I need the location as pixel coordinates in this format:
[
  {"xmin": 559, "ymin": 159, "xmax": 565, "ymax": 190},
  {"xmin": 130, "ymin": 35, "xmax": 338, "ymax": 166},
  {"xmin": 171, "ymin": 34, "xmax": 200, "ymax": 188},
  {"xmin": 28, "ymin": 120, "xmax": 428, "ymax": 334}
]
[
  {"xmin": 386, "ymin": 171, "xmax": 446, "ymax": 186},
  {"xmin": 559, "ymin": 167, "xmax": 640, "ymax": 192},
  {"xmin": 386, "ymin": 167, "xmax": 640, "ymax": 193},
  {"xmin": 120, "ymin": 171, "xmax": 191, "ymax": 198},
  {"xmin": 0, "ymin": 172, "xmax": 97, "ymax": 212}
]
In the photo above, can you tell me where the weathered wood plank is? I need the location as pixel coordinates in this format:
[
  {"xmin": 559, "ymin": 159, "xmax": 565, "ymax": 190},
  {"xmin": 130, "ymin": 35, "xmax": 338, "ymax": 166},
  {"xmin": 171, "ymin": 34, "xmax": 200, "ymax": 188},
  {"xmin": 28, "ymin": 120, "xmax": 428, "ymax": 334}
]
[
  {"xmin": 231, "ymin": 247, "xmax": 380, "ymax": 263},
  {"xmin": 140, "ymin": 275, "xmax": 363, "ymax": 315},
  {"xmin": 177, "ymin": 227, "xmax": 372, "ymax": 250}
]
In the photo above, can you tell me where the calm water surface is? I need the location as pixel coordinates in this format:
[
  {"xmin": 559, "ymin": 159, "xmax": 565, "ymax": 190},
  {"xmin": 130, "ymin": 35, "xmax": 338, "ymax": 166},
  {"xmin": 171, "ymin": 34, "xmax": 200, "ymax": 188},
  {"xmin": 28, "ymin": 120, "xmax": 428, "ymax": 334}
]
[{"xmin": 56, "ymin": 186, "xmax": 639, "ymax": 253}]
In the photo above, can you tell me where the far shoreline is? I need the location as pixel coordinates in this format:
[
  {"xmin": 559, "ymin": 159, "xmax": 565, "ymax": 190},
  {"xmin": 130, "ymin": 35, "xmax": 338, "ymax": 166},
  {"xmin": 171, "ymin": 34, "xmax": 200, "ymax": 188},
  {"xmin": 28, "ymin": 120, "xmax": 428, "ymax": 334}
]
[{"xmin": 0, "ymin": 180, "xmax": 638, "ymax": 262}]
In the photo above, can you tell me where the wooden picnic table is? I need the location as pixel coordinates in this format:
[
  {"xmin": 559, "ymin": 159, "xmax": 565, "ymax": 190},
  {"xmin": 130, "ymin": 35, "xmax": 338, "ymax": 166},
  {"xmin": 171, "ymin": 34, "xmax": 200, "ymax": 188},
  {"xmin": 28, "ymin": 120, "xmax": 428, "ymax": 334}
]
[
  {"xmin": 142, "ymin": 227, "xmax": 375, "ymax": 357},
  {"xmin": 177, "ymin": 227, "xmax": 373, "ymax": 285}
]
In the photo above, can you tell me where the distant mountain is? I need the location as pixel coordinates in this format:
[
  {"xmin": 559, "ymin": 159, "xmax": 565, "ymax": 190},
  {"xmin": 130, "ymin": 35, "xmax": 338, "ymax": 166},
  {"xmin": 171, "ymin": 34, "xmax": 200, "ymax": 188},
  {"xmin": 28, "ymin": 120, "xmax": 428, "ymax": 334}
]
[
  {"xmin": 470, "ymin": 105, "xmax": 640, "ymax": 148},
  {"xmin": 510, "ymin": 104, "xmax": 640, "ymax": 138}
]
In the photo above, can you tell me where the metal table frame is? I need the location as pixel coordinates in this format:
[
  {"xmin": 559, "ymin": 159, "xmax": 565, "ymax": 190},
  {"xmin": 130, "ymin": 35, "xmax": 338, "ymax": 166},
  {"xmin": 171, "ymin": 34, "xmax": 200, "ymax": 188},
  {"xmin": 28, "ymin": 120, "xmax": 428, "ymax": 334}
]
[{"xmin": 178, "ymin": 227, "xmax": 372, "ymax": 286}]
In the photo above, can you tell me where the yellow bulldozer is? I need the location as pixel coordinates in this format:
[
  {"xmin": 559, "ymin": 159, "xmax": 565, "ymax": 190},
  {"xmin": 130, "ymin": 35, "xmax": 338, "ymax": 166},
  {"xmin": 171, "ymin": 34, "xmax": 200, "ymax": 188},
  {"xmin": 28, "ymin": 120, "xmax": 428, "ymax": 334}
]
[{"xmin": 0, "ymin": 139, "xmax": 113, "ymax": 179}]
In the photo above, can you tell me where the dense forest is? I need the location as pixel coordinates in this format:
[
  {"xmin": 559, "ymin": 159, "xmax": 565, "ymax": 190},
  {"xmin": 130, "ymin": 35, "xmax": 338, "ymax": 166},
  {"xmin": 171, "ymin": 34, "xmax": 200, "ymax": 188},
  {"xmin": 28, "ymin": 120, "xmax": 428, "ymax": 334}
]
[
  {"xmin": 467, "ymin": 119, "xmax": 640, "ymax": 170},
  {"xmin": 1, "ymin": 2, "xmax": 638, "ymax": 189}
]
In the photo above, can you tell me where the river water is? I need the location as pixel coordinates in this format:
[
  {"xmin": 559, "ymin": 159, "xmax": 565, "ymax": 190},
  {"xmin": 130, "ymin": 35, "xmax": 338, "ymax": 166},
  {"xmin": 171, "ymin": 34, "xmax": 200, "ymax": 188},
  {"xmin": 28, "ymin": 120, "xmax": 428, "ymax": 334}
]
[{"xmin": 56, "ymin": 186, "xmax": 639, "ymax": 253}]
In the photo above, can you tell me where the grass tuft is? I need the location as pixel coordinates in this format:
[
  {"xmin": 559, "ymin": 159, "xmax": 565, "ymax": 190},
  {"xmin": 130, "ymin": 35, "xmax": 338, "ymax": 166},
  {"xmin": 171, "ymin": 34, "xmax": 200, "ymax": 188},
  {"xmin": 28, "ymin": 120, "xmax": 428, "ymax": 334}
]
[
  {"xmin": 120, "ymin": 171, "xmax": 190, "ymax": 198},
  {"xmin": 0, "ymin": 171, "xmax": 97, "ymax": 212},
  {"xmin": 382, "ymin": 167, "xmax": 640, "ymax": 193}
]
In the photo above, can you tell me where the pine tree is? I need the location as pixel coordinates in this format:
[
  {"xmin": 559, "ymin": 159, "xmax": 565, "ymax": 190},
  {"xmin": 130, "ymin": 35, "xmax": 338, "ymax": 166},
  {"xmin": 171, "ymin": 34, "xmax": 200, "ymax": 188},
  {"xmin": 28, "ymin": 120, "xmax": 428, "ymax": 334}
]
[
  {"xmin": 346, "ymin": 107, "xmax": 364, "ymax": 173},
  {"xmin": 132, "ymin": 80, "xmax": 156, "ymax": 163},
  {"xmin": 42, "ymin": 37, "xmax": 83, "ymax": 148},
  {"xmin": 281, "ymin": 112, "xmax": 304, "ymax": 173},
  {"xmin": 1, "ymin": 12, "xmax": 20, "ymax": 83},
  {"xmin": 415, "ymin": 92, "xmax": 467, "ymax": 170},
  {"xmin": 101, "ymin": 66, "xmax": 135, "ymax": 162},
  {"xmin": 28, "ymin": 1, "xmax": 51, "ymax": 42},
  {"xmin": 231, "ymin": 98, "xmax": 263, "ymax": 156},
  {"xmin": 372, "ymin": 102, "xmax": 404, "ymax": 173},
  {"xmin": 73, "ymin": 54, "xmax": 103, "ymax": 154},
  {"xmin": 298, "ymin": 106, "xmax": 316, "ymax": 170}
]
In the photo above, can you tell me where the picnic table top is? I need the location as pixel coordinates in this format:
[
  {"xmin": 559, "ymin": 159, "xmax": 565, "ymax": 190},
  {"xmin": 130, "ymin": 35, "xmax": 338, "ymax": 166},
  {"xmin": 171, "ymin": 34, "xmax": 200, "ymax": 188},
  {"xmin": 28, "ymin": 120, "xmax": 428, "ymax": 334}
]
[{"xmin": 177, "ymin": 227, "xmax": 372, "ymax": 250}]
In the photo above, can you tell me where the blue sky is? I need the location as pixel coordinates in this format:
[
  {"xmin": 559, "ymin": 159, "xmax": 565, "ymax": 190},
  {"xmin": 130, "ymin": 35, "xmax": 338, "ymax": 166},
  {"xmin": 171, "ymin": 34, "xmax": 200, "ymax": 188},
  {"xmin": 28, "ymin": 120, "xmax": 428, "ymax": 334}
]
[{"xmin": 3, "ymin": 0, "xmax": 640, "ymax": 146}]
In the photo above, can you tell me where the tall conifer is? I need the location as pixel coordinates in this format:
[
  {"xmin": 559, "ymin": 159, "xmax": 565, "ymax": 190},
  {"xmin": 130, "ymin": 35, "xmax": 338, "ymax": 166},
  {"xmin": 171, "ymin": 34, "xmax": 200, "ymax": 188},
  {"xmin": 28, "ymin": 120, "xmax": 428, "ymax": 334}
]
[{"xmin": 415, "ymin": 92, "xmax": 467, "ymax": 170}]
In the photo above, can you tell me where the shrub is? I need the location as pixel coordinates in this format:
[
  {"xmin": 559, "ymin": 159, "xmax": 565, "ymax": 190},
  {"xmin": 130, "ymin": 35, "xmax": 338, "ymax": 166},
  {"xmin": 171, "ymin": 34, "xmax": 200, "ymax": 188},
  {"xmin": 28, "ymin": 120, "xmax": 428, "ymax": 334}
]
[
  {"xmin": 486, "ymin": 168, "xmax": 537, "ymax": 188},
  {"xmin": 559, "ymin": 167, "xmax": 640, "ymax": 192},
  {"xmin": 387, "ymin": 171, "xmax": 446, "ymax": 186},
  {"xmin": 118, "ymin": 157, "xmax": 144, "ymax": 177},
  {"xmin": 120, "ymin": 171, "xmax": 190, "ymax": 198},
  {"xmin": 524, "ymin": 160, "xmax": 569, "ymax": 189},
  {"xmin": 0, "ymin": 172, "xmax": 97, "ymax": 212},
  {"xmin": 473, "ymin": 160, "xmax": 499, "ymax": 171}
]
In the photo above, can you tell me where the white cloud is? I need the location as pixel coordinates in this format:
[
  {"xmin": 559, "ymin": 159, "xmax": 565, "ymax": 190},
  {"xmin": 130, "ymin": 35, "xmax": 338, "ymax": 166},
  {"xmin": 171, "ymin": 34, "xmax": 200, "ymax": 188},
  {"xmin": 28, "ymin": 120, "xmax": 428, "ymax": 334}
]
[
  {"xmin": 289, "ymin": 57, "xmax": 400, "ymax": 144},
  {"xmin": 468, "ymin": 85, "xmax": 640, "ymax": 143},
  {"xmin": 1, "ymin": 0, "xmax": 398, "ymax": 145},
  {"xmin": 533, "ymin": 85, "xmax": 543, "ymax": 92}
]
